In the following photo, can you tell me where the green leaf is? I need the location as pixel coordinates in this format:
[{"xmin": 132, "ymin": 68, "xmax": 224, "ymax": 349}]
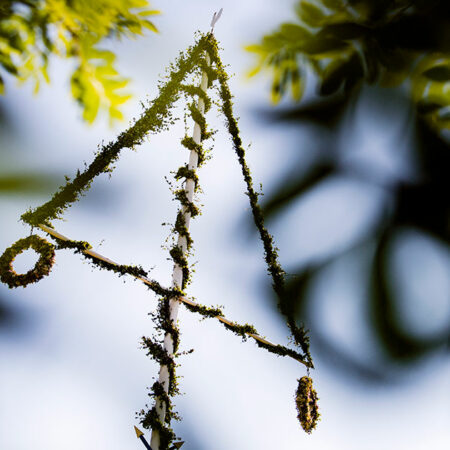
[
  {"xmin": 89, "ymin": 48, "xmax": 116, "ymax": 64},
  {"xmin": 261, "ymin": 34, "xmax": 285, "ymax": 52},
  {"xmin": 82, "ymin": 89, "xmax": 100, "ymax": 123},
  {"xmin": 245, "ymin": 44, "xmax": 265, "ymax": 54},
  {"xmin": 142, "ymin": 21, "xmax": 158, "ymax": 33},
  {"xmin": 291, "ymin": 65, "xmax": 304, "ymax": 101},
  {"xmin": 95, "ymin": 65, "xmax": 119, "ymax": 77},
  {"xmin": 302, "ymin": 37, "xmax": 348, "ymax": 56},
  {"xmin": 270, "ymin": 56, "xmax": 283, "ymax": 104},
  {"xmin": 104, "ymin": 78, "xmax": 128, "ymax": 90},
  {"xmin": 112, "ymin": 94, "xmax": 132, "ymax": 105},
  {"xmin": 295, "ymin": 2, "xmax": 326, "ymax": 27},
  {"xmin": 411, "ymin": 77, "xmax": 428, "ymax": 102},
  {"xmin": 280, "ymin": 23, "xmax": 311, "ymax": 42},
  {"xmin": 427, "ymin": 81, "xmax": 446, "ymax": 99},
  {"xmin": 321, "ymin": 0, "xmax": 344, "ymax": 11},
  {"xmin": 109, "ymin": 105, "xmax": 124, "ymax": 121},
  {"xmin": 0, "ymin": 0, "xmax": 161, "ymax": 124},
  {"xmin": 131, "ymin": 0, "xmax": 151, "ymax": 7},
  {"xmin": 246, "ymin": 59, "xmax": 265, "ymax": 78},
  {"xmin": 422, "ymin": 65, "xmax": 450, "ymax": 81},
  {"xmin": 416, "ymin": 99, "xmax": 444, "ymax": 115},
  {"xmin": 138, "ymin": 10, "xmax": 160, "ymax": 17},
  {"xmin": 0, "ymin": 53, "xmax": 19, "ymax": 75}
]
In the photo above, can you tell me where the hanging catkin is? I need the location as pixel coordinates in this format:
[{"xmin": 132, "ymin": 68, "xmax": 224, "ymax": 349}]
[{"xmin": 296, "ymin": 376, "xmax": 320, "ymax": 433}]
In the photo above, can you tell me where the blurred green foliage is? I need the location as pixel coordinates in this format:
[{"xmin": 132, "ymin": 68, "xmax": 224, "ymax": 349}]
[
  {"xmin": 0, "ymin": 1, "xmax": 159, "ymax": 327},
  {"xmin": 0, "ymin": 0, "xmax": 159, "ymax": 123},
  {"xmin": 248, "ymin": 0, "xmax": 449, "ymax": 380},
  {"xmin": 0, "ymin": 172, "xmax": 59, "ymax": 194},
  {"xmin": 247, "ymin": 0, "xmax": 450, "ymax": 129}
]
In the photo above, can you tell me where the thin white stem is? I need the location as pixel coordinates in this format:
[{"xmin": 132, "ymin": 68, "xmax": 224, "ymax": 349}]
[{"xmin": 150, "ymin": 53, "xmax": 210, "ymax": 450}]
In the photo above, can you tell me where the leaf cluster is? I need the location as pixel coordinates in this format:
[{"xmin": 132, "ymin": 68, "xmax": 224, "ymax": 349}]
[
  {"xmin": 0, "ymin": 0, "xmax": 159, "ymax": 122},
  {"xmin": 247, "ymin": 0, "xmax": 450, "ymax": 129}
]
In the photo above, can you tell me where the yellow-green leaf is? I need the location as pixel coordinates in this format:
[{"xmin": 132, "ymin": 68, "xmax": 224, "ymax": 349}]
[
  {"xmin": 296, "ymin": 2, "xmax": 326, "ymax": 27},
  {"xmin": 142, "ymin": 21, "xmax": 158, "ymax": 33}
]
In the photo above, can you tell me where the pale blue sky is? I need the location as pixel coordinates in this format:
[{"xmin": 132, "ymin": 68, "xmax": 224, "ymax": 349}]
[{"xmin": 0, "ymin": 1, "xmax": 449, "ymax": 449}]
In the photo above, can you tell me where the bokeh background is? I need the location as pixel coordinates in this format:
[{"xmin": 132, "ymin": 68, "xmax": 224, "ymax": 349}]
[{"xmin": 1, "ymin": 1, "xmax": 449, "ymax": 449}]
